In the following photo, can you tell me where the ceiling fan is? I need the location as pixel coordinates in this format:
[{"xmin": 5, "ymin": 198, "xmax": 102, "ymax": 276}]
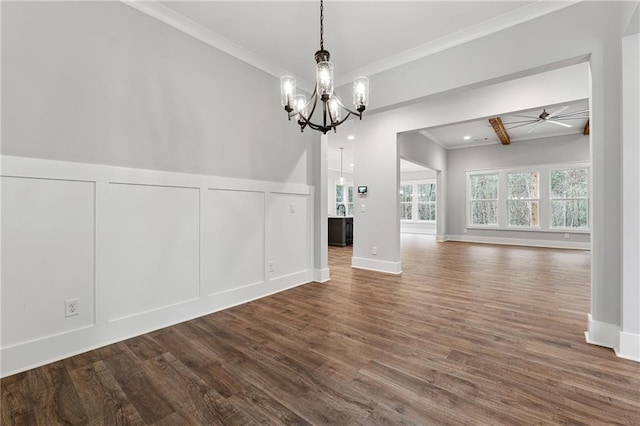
[{"xmin": 502, "ymin": 106, "xmax": 590, "ymax": 133}]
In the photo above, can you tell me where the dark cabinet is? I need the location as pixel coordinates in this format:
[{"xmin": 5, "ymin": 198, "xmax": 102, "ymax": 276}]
[{"xmin": 328, "ymin": 217, "xmax": 353, "ymax": 246}]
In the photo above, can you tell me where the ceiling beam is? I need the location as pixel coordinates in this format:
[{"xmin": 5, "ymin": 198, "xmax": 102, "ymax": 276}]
[
  {"xmin": 583, "ymin": 119, "xmax": 590, "ymax": 135},
  {"xmin": 488, "ymin": 117, "xmax": 511, "ymax": 145}
]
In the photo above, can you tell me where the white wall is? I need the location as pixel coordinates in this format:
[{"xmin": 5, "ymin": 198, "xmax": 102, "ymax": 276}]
[
  {"xmin": 446, "ymin": 133, "xmax": 590, "ymax": 248},
  {"xmin": 1, "ymin": 1, "xmax": 317, "ymax": 183},
  {"xmin": 1, "ymin": 2, "xmax": 319, "ymax": 376},
  {"xmin": 620, "ymin": 22, "xmax": 640, "ymax": 361},
  {"xmin": 1, "ymin": 157, "xmax": 314, "ymax": 376}
]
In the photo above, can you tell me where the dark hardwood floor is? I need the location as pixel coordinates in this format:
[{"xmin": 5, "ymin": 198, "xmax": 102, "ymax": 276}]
[{"xmin": 3, "ymin": 235, "xmax": 640, "ymax": 425}]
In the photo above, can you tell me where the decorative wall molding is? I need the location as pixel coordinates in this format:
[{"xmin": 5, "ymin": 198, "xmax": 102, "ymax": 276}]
[
  {"xmin": 446, "ymin": 234, "xmax": 590, "ymax": 250},
  {"xmin": 1, "ymin": 156, "xmax": 314, "ymax": 377},
  {"xmin": 120, "ymin": 0, "xmax": 578, "ymax": 90}
]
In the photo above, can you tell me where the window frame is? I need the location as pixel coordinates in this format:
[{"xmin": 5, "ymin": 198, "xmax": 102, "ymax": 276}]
[
  {"xmin": 549, "ymin": 166, "xmax": 590, "ymax": 230},
  {"xmin": 465, "ymin": 162, "xmax": 590, "ymax": 233},
  {"xmin": 467, "ymin": 172, "xmax": 500, "ymax": 228},
  {"xmin": 400, "ymin": 180, "xmax": 437, "ymax": 223},
  {"xmin": 506, "ymin": 171, "xmax": 540, "ymax": 229}
]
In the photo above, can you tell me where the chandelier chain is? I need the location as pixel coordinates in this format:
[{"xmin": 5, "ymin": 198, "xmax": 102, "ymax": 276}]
[{"xmin": 320, "ymin": 0, "xmax": 324, "ymax": 50}]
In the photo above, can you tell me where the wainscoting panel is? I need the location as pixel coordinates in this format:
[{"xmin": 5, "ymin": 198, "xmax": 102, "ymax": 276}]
[
  {"xmin": 0, "ymin": 156, "xmax": 314, "ymax": 377},
  {"xmin": 106, "ymin": 183, "xmax": 201, "ymax": 321},
  {"xmin": 268, "ymin": 193, "xmax": 311, "ymax": 280},
  {"xmin": 204, "ymin": 189, "xmax": 265, "ymax": 296},
  {"xmin": 1, "ymin": 176, "xmax": 96, "ymax": 347}
]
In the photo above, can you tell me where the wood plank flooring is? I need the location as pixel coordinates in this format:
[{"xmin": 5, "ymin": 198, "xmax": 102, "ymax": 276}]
[{"xmin": 3, "ymin": 235, "xmax": 640, "ymax": 425}]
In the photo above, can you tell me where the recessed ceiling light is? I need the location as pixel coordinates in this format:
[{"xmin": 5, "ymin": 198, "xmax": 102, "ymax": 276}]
[
  {"xmin": 350, "ymin": 163, "xmax": 355, "ymax": 167},
  {"xmin": 347, "ymin": 135, "xmax": 355, "ymax": 140},
  {"xmin": 463, "ymin": 135, "xmax": 471, "ymax": 140}
]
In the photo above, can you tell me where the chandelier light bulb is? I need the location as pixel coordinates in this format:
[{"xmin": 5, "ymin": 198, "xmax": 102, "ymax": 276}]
[
  {"xmin": 317, "ymin": 61, "xmax": 334, "ymax": 98},
  {"xmin": 280, "ymin": 76, "xmax": 296, "ymax": 108},
  {"xmin": 294, "ymin": 94, "xmax": 308, "ymax": 120},
  {"xmin": 353, "ymin": 77, "xmax": 369, "ymax": 109},
  {"xmin": 279, "ymin": 0, "xmax": 368, "ymax": 134}
]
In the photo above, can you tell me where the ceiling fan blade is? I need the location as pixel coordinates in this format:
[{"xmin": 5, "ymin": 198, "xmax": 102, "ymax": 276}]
[
  {"xmin": 546, "ymin": 106, "xmax": 569, "ymax": 119},
  {"xmin": 527, "ymin": 120, "xmax": 543, "ymax": 133},
  {"xmin": 547, "ymin": 120, "xmax": 572, "ymax": 128},
  {"xmin": 513, "ymin": 114, "xmax": 540, "ymax": 119}
]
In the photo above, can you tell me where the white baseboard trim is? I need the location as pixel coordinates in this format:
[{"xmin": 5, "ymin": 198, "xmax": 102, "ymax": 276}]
[
  {"xmin": 616, "ymin": 331, "xmax": 640, "ymax": 362},
  {"xmin": 400, "ymin": 229, "xmax": 436, "ymax": 235},
  {"xmin": 435, "ymin": 234, "xmax": 448, "ymax": 242},
  {"xmin": 351, "ymin": 257, "xmax": 402, "ymax": 275},
  {"xmin": 585, "ymin": 314, "xmax": 620, "ymax": 349},
  {"xmin": 1, "ymin": 272, "xmax": 312, "ymax": 378},
  {"xmin": 313, "ymin": 268, "xmax": 330, "ymax": 283},
  {"xmin": 447, "ymin": 234, "xmax": 590, "ymax": 250}
]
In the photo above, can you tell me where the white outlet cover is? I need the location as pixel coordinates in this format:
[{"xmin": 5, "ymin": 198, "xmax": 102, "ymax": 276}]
[
  {"xmin": 65, "ymin": 298, "xmax": 79, "ymax": 317},
  {"xmin": 361, "ymin": 204, "xmax": 366, "ymax": 212}
]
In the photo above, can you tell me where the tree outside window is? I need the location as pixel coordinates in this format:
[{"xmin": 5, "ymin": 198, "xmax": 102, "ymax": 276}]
[
  {"xmin": 550, "ymin": 168, "xmax": 588, "ymax": 229},
  {"xmin": 417, "ymin": 183, "xmax": 436, "ymax": 221},
  {"xmin": 469, "ymin": 174, "xmax": 498, "ymax": 226},
  {"xmin": 507, "ymin": 172, "xmax": 539, "ymax": 227},
  {"xmin": 400, "ymin": 184, "xmax": 413, "ymax": 220}
]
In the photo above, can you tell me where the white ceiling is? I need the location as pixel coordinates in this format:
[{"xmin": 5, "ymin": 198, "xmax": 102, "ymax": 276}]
[
  {"xmin": 133, "ymin": 1, "xmax": 585, "ymax": 173},
  {"xmin": 420, "ymin": 98, "xmax": 589, "ymax": 150}
]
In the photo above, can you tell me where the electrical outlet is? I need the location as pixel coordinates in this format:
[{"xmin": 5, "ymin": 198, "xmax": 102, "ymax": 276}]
[
  {"xmin": 463, "ymin": 228, "xmax": 468, "ymax": 233},
  {"xmin": 289, "ymin": 203, "xmax": 295, "ymax": 213},
  {"xmin": 564, "ymin": 233, "xmax": 570, "ymax": 239},
  {"xmin": 65, "ymin": 298, "xmax": 79, "ymax": 317},
  {"xmin": 269, "ymin": 261, "xmax": 274, "ymax": 272},
  {"xmin": 361, "ymin": 204, "xmax": 366, "ymax": 212},
  {"xmin": 372, "ymin": 246, "xmax": 377, "ymax": 255}
]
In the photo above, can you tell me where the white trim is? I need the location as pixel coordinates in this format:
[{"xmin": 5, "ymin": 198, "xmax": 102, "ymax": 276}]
[
  {"xmin": 1, "ymin": 274, "xmax": 311, "ymax": 378},
  {"xmin": 447, "ymin": 234, "xmax": 590, "ymax": 250},
  {"xmin": 313, "ymin": 268, "xmax": 331, "ymax": 283},
  {"xmin": 436, "ymin": 234, "xmax": 448, "ymax": 243},
  {"xmin": 351, "ymin": 257, "xmax": 402, "ymax": 275},
  {"xmin": 120, "ymin": 1, "xmax": 314, "ymax": 93},
  {"xmin": 617, "ymin": 331, "xmax": 640, "ymax": 362},
  {"xmin": 585, "ymin": 314, "xmax": 620, "ymax": 349},
  {"xmin": 121, "ymin": 0, "xmax": 577, "ymax": 93}
]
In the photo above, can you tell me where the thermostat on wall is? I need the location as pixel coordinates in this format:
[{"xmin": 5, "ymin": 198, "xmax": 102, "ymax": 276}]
[{"xmin": 357, "ymin": 186, "xmax": 367, "ymax": 194}]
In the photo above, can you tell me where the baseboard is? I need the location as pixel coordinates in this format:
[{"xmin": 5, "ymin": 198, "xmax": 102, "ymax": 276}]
[
  {"xmin": 447, "ymin": 234, "xmax": 590, "ymax": 250},
  {"xmin": 400, "ymin": 229, "xmax": 436, "ymax": 235},
  {"xmin": 435, "ymin": 234, "xmax": 448, "ymax": 242},
  {"xmin": 616, "ymin": 331, "xmax": 640, "ymax": 362},
  {"xmin": 1, "ymin": 272, "xmax": 312, "ymax": 378},
  {"xmin": 351, "ymin": 257, "xmax": 402, "ymax": 275},
  {"xmin": 313, "ymin": 268, "xmax": 330, "ymax": 283},
  {"xmin": 585, "ymin": 314, "xmax": 620, "ymax": 349}
]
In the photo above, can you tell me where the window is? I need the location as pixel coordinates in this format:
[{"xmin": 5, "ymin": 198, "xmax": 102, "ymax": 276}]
[
  {"xmin": 400, "ymin": 181, "xmax": 437, "ymax": 222},
  {"xmin": 507, "ymin": 172, "xmax": 539, "ymax": 227},
  {"xmin": 466, "ymin": 163, "xmax": 589, "ymax": 232},
  {"xmin": 400, "ymin": 184, "xmax": 413, "ymax": 220},
  {"xmin": 417, "ymin": 183, "xmax": 436, "ymax": 221},
  {"xmin": 550, "ymin": 168, "xmax": 589, "ymax": 229},
  {"xmin": 469, "ymin": 173, "xmax": 498, "ymax": 226},
  {"xmin": 335, "ymin": 183, "xmax": 354, "ymax": 216}
]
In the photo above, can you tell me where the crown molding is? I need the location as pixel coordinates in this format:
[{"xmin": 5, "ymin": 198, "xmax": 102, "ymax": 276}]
[
  {"xmin": 334, "ymin": 1, "xmax": 581, "ymax": 87},
  {"xmin": 122, "ymin": 0, "xmax": 579, "ymax": 93},
  {"xmin": 120, "ymin": 1, "xmax": 315, "ymax": 92}
]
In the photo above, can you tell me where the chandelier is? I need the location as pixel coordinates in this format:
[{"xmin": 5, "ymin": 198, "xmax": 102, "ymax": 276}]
[{"xmin": 280, "ymin": 0, "xmax": 369, "ymax": 134}]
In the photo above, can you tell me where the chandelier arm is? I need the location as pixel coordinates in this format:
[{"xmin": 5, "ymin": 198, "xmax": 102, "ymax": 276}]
[
  {"xmin": 320, "ymin": 0, "xmax": 324, "ymax": 50},
  {"xmin": 332, "ymin": 95, "xmax": 364, "ymax": 118}
]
